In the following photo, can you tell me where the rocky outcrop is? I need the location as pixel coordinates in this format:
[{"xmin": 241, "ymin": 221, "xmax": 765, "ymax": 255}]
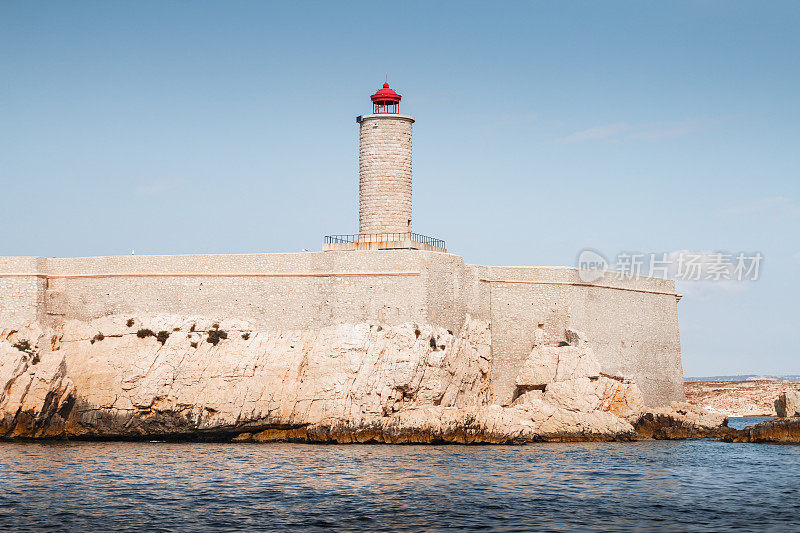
[
  {"xmin": 775, "ymin": 391, "xmax": 800, "ymax": 418},
  {"xmin": 233, "ymin": 405, "xmax": 636, "ymax": 444},
  {"xmin": 630, "ymin": 402, "xmax": 734, "ymax": 439},
  {"xmin": 514, "ymin": 330, "xmax": 645, "ymax": 422},
  {"xmin": 514, "ymin": 345, "xmax": 644, "ymax": 419},
  {"xmin": 0, "ymin": 323, "xmax": 76, "ymax": 438},
  {"xmin": 724, "ymin": 417, "xmax": 800, "ymax": 444},
  {"xmin": 0, "ymin": 316, "xmax": 723, "ymax": 442},
  {"xmin": 722, "ymin": 391, "xmax": 800, "ymax": 443}
]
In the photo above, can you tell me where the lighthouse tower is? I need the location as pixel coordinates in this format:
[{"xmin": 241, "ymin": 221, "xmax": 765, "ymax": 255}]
[
  {"xmin": 358, "ymin": 83, "xmax": 414, "ymax": 236},
  {"xmin": 324, "ymin": 83, "xmax": 446, "ymax": 252}
]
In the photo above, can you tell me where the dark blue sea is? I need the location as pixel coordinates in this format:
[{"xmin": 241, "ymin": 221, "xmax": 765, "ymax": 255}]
[{"xmin": 0, "ymin": 417, "xmax": 797, "ymax": 532}]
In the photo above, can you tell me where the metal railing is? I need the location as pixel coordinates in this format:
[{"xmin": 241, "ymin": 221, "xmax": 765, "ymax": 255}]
[{"xmin": 325, "ymin": 233, "xmax": 446, "ymax": 249}]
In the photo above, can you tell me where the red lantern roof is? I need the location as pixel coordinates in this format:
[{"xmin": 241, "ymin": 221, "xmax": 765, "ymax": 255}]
[{"xmin": 370, "ymin": 82, "xmax": 402, "ymax": 104}]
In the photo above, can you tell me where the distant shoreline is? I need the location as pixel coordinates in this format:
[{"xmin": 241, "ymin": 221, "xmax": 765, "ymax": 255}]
[
  {"xmin": 685, "ymin": 375, "xmax": 800, "ymax": 383},
  {"xmin": 685, "ymin": 379, "xmax": 800, "ymax": 417}
]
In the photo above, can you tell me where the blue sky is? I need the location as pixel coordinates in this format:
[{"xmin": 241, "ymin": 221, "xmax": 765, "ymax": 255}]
[{"xmin": 1, "ymin": 1, "xmax": 798, "ymax": 376}]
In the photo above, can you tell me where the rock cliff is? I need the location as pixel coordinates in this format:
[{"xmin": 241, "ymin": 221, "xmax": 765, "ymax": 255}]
[{"xmin": 0, "ymin": 315, "xmax": 718, "ymax": 443}]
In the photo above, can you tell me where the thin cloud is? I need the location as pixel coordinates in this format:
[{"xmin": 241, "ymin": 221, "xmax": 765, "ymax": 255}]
[
  {"xmin": 134, "ymin": 178, "xmax": 187, "ymax": 196},
  {"xmin": 556, "ymin": 122, "xmax": 630, "ymax": 143},
  {"xmin": 677, "ymin": 279, "xmax": 749, "ymax": 300},
  {"xmin": 556, "ymin": 118, "xmax": 703, "ymax": 144},
  {"xmin": 496, "ymin": 112, "xmax": 539, "ymax": 125},
  {"xmin": 717, "ymin": 196, "xmax": 800, "ymax": 217},
  {"xmin": 628, "ymin": 121, "xmax": 699, "ymax": 140}
]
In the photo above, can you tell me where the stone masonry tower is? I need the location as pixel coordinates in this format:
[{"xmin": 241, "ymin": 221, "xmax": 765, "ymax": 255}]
[
  {"xmin": 358, "ymin": 83, "xmax": 414, "ymax": 236},
  {"xmin": 324, "ymin": 83, "xmax": 446, "ymax": 252}
]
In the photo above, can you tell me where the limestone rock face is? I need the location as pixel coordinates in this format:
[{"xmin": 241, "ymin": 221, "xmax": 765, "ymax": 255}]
[
  {"xmin": 775, "ymin": 391, "xmax": 800, "ymax": 418},
  {"xmin": 0, "ymin": 324, "xmax": 76, "ymax": 438},
  {"xmin": 543, "ymin": 377, "xmax": 645, "ymax": 418},
  {"xmin": 0, "ymin": 317, "xmax": 716, "ymax": 442},
  {"xmin": 515, "ymin": 346, "xmax": 601, "ymax": 388},
  {"xmin": 1, "ymin": 315, "xmax": 495, "ymax": 439},
  {"xmin": 514, "ymin": 342, "xmax": 643, "ymax": 418}
]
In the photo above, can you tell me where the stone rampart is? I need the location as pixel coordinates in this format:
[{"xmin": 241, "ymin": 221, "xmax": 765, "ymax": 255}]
[
  {"xmin": 479, "ymin": 267, "xmax": 683, "ymax": 407},
  {"xmin": 0, "ymin": 251, "xmax": 683, "ymax": 407},
  {"xmin": 0, "ymin": 257, "xmax": 47, "ymax": 327},
  {"xmin": 40, "ymin": 251, "xmax": 437, "ymax": 331}
]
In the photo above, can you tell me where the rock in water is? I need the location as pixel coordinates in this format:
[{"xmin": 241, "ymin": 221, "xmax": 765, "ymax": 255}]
[
  {"xmin": 629, "ymin": 402, "xmax": 733, "ymax": 440},
  {"xmin": 726, "ymin": 417, "xmax": 800, "ymax": 444}
]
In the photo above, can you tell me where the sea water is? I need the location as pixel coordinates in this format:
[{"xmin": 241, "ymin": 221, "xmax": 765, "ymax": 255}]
[{"xmin": 0, "ymin": 417, "xmax": 797, "ymax": 532}]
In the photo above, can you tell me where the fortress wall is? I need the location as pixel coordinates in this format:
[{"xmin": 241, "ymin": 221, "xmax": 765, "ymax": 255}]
[
  {"xmin": 0, "ymin": 257, "xmax": 47, "ymax": 328},
  {"xmin": 480, "ymin": 266, "xmax": 683, "ymax": 407},
  {"xmin": 572, "ymin": 284, "xmax": 684, "ymax": 408},
  {"xmin": 44, "ymin": 251, "xmax": 434, "ymax": 330},
  {"xmin": 463, "ymin": 264, "xmax": 492, "ymax": 322},
  {"xmin": 419, "ymin": 252, "xmax": 470, "ymax": 334},
  {"xmin": 44, "ymin": 250, "xmax": 479, "ymax": 335},
  {"xmin": 0, "ymin": 251, "xmax": 684, "ymax": 407}
]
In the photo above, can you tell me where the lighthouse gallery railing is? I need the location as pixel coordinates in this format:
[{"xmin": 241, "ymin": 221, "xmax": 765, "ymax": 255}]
[{"xmin": 324, "ymin": 233, "xmax": 446, "ymax": 249}]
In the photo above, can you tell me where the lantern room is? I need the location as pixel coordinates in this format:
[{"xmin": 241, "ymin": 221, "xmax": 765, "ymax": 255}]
[{"xmin": 370, "ymin": 82, "xmax": 401, "ymax": 114}]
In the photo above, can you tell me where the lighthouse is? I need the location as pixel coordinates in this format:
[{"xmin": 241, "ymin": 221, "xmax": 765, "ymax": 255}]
[
  {"xmin": 358, "ymin": 83, "xmax": 414, "ymax": 236},
  {"xmin": 324, "ymin": 83, "xmax": 446, "ymax": 252}
]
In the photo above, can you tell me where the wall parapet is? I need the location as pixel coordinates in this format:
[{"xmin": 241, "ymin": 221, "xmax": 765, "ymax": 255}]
[{"xmin": 11, "ymin": 271, "xmax": 421, "ymax": 280}]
